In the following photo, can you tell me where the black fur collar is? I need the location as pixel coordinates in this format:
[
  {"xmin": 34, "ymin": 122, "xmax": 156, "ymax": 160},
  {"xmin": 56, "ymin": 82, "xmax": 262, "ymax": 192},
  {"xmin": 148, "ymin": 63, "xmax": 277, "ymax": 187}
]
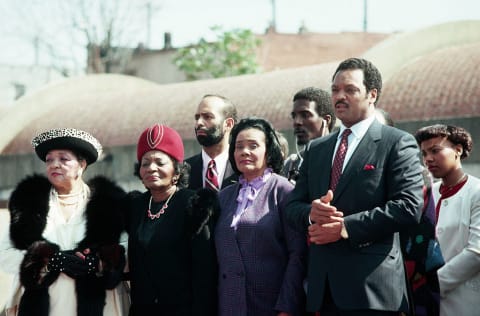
[{"xmin": 9, "ymin": 174, "xmax": 126, "ymax": 250}]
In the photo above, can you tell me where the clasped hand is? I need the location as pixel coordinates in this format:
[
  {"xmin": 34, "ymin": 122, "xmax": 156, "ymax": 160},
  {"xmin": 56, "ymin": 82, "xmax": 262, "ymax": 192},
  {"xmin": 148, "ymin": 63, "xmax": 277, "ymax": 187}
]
[
  {"xmin": 47, "ymin": 249, "xmax": 99, "ymax": 279},
  {"xmin": 308, "ymin": 190, "xmax": 344, "ymax": 245}
]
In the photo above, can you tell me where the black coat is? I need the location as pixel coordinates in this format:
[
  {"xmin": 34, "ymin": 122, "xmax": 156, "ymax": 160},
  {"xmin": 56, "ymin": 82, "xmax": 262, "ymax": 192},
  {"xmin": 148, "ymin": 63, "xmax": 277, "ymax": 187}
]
[
  {"xmin": 125, "ymin": 188, "xmax": 218, "ymax": 316},
  {"xmin": 8, "ymin": 174, "xmax": 127, "ymax": 316}
]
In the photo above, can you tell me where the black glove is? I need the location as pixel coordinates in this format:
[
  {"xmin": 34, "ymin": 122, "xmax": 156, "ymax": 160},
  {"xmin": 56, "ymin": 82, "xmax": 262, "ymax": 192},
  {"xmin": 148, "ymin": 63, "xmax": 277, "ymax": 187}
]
[
  {"xmin": 189, "ymin": 188, "xmax": 220, "ymax": 238},
  {"xmin": 97, "ymin": 244, "xmax": 126, "ymax": 289},
  {"xmin": 47, "ymin": 250, "xmax": 90, "ymax": 279},
  {"xmin": 98, "ymin": 244, "xmax": 126, "ymax": 271},
  {"xmin": 20, "ymin": 240, "xmax": 60, "ymax": 289}
]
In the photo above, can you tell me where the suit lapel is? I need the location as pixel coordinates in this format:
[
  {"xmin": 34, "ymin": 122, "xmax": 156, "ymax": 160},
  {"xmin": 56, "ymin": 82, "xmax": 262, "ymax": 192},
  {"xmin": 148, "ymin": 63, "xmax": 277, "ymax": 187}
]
[
  {"xmin": 333, "ymin": 121, "xmax": 382, "ymax": 202},
  {"xmin": 222, "ymin": 161, "xmax": 238, "ymax": 188},
  {"xmin": 319, "ymin": 134, "xmax": 338, "ymax": 192},
  {"xmin": 188, "ymin": 154, "xmax": 204, "ymax": 189}
]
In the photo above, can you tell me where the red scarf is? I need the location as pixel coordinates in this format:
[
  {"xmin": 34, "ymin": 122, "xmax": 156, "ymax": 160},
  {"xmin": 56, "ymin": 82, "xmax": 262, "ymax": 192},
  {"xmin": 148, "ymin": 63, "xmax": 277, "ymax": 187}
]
[{"xmin": 435, "ymin": 176, "xmax": 468, "ymax": 224}]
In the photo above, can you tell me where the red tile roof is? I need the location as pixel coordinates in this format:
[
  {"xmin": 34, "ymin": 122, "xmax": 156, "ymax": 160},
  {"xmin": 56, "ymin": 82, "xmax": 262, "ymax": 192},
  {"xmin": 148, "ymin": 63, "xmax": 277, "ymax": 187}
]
[
  {"xmin": 380, "ymin": 42, "xmax": 480, "ymax": 122},
  {"xmin": 257, "ymin": 31, "xmax": 390, "ymax": 71}
]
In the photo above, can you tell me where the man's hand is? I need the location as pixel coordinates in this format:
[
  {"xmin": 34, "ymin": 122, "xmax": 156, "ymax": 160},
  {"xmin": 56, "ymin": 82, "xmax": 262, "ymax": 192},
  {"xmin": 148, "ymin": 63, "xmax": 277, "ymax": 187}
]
[
  {"xmin": 308, "ymin": 222, "xmax": 344, "ymax": 244},
  {"xmin": 308, "ymin": 190, "xmax": 345, "ymax": 244},
  {"xmin": 309, "ymin": 190, "xmax": 343, "ymax": 224}
]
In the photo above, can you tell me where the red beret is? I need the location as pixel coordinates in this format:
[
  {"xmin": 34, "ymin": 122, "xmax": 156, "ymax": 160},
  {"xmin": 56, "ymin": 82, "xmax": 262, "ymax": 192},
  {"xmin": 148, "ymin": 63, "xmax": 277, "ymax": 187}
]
[{"xmin": 137, "ymin": 124, "xmax": 184, "ymax": 163}]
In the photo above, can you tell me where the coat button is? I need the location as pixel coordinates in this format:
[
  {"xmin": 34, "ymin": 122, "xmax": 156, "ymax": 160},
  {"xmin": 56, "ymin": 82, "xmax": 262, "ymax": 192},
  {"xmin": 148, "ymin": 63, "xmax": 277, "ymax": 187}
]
[{"xmin": 222, "ymin": 274, "xmax": 226, "ymax": 279}]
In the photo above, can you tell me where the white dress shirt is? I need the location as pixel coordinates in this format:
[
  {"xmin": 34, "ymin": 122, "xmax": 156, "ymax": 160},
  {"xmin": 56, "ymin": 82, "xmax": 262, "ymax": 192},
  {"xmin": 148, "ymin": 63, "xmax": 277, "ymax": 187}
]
[
  {"xmin": 201, "ymin": 149, "xmax": 229, "ymax": 188},
  {"xmin": 333, "ymin": 115, "xmax": 376, "ymax": 172}
]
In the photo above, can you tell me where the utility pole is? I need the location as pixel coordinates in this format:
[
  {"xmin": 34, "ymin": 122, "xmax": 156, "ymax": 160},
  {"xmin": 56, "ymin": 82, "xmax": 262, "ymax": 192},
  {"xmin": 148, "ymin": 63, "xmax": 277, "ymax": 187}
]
[
  {"xmin": 270, "ymin": 0, "xmax": 277, "ymax": 31},
  {"xmin": 34, "ymin": 36, "xmax": 39, "ymax": 66},
  {"xmin": 363, "ymin": 0, "xmax": 368, "ymax": 32},
  {"xmin": 146, "ymin": 1, "xmax": 152, "ymax": 47}
]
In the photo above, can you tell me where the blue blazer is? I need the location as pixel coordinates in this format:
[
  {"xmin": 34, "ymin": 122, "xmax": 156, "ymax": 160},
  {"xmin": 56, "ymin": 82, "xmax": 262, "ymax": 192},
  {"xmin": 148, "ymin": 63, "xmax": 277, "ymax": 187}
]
[{"xmin": 286, "ymin": 120, "xmax": 424, "ymax": 313}]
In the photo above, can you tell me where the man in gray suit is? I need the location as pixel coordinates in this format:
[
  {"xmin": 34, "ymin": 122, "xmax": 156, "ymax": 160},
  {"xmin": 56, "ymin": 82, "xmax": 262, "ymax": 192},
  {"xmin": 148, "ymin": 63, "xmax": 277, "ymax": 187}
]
[
  {"xmin": 286, "ymin": 58, "xmax": 424, "ymax": 315},
  {"xmin": 186, "ymin": 94, "xmax": 238, "ymax": 190}
]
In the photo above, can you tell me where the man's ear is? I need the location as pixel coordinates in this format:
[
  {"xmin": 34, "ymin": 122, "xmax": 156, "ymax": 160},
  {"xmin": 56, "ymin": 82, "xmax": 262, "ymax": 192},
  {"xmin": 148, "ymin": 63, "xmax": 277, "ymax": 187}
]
[
  {"xmin": 323, "ymin": 114, "xmax": 332, "ymax": 126},
  {"xmin": 224, "ymin": 117, "xmax": 235, "ymax": 130},
  {"xmin": 368, "ymin": 88, "xmax": 378, "ymax": 104}
]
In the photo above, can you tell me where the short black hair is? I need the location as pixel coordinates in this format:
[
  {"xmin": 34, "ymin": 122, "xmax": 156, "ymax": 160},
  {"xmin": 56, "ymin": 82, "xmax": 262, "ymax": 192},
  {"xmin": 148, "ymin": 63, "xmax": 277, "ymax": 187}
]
[
  {"xmin": 228, "ymin": 117, "xmax": 284, "ymax": 175},
  {"xmin": 293, "ymin": 87, "xmax": 336, "ymax": 131},
  {"xmin": 134, "ymin": 158, "xmax": 190, "ymax": 189},
  {"xmin": 414, "ymin": 124, "xmax": 473, "ymax": 159},
  {"xmin": 332, "ymin": 58, "xmax": 382, "ymax": 105},
  {"xmin": 202, "ymin": 94, "xmax": 238, "ymax": 123}
]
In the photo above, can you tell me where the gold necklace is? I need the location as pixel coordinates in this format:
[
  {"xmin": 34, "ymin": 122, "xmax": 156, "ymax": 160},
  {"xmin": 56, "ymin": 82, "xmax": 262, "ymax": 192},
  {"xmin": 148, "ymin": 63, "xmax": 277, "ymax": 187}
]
[{"xmin": 147, "ymin": 191, "xmax": 175, "ymax": 220}]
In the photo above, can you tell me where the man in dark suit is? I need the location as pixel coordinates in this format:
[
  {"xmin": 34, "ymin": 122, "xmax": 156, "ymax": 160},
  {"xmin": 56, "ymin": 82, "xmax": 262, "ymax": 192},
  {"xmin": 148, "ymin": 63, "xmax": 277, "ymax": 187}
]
[
  {"xmin": 186, "ymin": 94, "xmax": 238, "ymax": 190},
  {"xmin": 285, "ymin": 58, "xmax": 424, "ymax": 315}
]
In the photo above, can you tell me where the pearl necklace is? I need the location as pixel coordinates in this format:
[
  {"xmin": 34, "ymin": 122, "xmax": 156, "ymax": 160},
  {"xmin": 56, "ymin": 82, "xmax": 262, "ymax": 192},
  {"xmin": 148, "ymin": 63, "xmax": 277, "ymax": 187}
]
[
  {"xmin": 147, "ymin": 191, "xmax": 175, "ymax": 220},
  {"xmin": 57, "ymin": 191, "xmax": 82, "ymax": 206}
]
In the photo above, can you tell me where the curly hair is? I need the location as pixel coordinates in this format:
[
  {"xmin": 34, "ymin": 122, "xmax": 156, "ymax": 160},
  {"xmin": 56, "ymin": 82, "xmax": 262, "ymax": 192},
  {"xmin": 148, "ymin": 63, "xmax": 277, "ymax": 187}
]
[
  {"xmin": 414, "ymin": 124, "xmax": 473, "ymax": 159},
  {"xmin": 133, "ymin": 158, "xmax": 190, "ymax": 189},
  {"xmin": 332, "ymin": 58, "xmax": 382, "ymax": 105},
  {"xmin": 293, "ymin": 86, "xmax": 336, "ymax": 131},
  {"xmin": 228, "ymin": 117, "xmax": 284, "ymax": 175}
]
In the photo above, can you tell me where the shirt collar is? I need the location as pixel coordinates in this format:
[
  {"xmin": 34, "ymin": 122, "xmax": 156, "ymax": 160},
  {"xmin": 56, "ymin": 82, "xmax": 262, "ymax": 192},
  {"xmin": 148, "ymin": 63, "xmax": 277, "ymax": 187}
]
[
  {"xmin": 338, "ymin": 114, "xmax": 376, "ymax": 140},
  {"xmin": 201, "ymin": 148, "xmax": 229, "ymax": 171}
]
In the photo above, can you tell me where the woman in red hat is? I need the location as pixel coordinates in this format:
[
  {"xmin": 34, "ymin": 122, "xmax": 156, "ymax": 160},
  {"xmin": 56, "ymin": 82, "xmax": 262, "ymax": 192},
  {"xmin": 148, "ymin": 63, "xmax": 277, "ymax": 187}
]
[
  {"xmin": 125, "ymin": 124, "xmax": 218, "ymax": 316},
  {"xmin": 0, "ymin": 128, "xmax": 129, "ymax": 316}
]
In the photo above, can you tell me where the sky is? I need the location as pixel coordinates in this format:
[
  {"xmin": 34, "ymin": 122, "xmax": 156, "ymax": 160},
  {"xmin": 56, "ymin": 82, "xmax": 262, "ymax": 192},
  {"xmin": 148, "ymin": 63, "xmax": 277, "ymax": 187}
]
[
  {"xmin": 153, "ymin": 0, "xmax": 480, "ymax": 47},
  {"xmin": 0, "ymin": 0, "xmax": 479, "ymax": 70}
]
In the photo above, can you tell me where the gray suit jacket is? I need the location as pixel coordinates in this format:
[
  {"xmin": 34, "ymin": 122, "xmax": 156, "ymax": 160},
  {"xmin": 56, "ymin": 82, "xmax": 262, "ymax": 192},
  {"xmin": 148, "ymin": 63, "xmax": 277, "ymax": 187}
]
[
  {"xmin": 286, "ymin": 120, "xmax": 424, "ymax": 312},
  {"xmin": 185, "ymin": 153, "xmax": 237, "ymax": 190}
]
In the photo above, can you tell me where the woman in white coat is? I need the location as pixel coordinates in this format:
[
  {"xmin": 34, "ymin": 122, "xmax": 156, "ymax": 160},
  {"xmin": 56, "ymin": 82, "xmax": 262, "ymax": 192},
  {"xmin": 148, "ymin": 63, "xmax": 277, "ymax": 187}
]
[
  {"xmin": 415, "ymin": 124, "xmax": 480, "ymax": 316},
  {"xmin": 0, "ymin": 128, "xmax": 129, "ymax": 316}
]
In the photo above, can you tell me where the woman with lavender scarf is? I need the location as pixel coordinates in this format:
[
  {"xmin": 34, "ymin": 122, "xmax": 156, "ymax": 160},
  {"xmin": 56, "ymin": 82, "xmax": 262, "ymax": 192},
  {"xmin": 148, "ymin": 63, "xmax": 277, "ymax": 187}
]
[{"xmin": 215, "ymin": 117, "xmax": 307, "ymax": 316}]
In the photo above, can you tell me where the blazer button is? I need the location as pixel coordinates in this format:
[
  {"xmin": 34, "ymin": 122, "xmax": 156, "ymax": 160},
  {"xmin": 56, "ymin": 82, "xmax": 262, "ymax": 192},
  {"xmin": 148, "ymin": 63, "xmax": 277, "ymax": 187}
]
[
  {"xmin": 222, "ymin": 274, "xmax": 227, "ymax": 279},
  {"xmin": 443, "ymin": 200, "xmax": 448, "ymax": 206},
  {"xmin": 154, "ymin": 298, "xmax": 158, "ymax": 304}
]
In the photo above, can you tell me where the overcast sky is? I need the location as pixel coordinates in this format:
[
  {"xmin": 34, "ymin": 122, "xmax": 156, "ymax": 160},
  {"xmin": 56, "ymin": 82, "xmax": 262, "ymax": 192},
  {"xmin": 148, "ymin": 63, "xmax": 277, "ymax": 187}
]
[
  {"xmin": 152, "ymin": 0, "xmax": 480, "ymax": 46},
  {"xmin": 0, "ymin": 0, "xmax": 479, "ymax": 68}
]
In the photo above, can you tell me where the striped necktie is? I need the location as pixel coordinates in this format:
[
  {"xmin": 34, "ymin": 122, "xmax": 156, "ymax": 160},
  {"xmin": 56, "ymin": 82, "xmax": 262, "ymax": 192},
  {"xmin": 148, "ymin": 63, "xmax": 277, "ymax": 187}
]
[
  {"xmin": 205, "ymin": 159, "xmax": 220, "ymax": 191},
  {"xmin": 330, "ymin": 129, "xmax": 351, "ymax": 192}
]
